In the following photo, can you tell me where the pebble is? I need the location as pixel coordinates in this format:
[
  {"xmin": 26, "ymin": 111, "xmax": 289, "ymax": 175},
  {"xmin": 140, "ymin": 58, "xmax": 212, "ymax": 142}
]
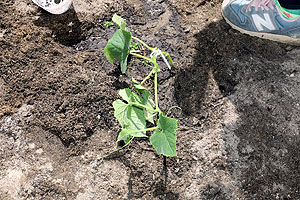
[
  {"xmin": 28, "ymin": 143, "xmax": 36, "ymax": 149},
  {"xmin": 285, "ymin": 46, "xmax": 293, "ymax": 51},
  {"xmin": 35, "ymin": 148, "xmax": 43, "ymax": 154},
  {"xmin": 183, "ymin": 28, "xmax": 190, "ymax": 33},
  {"xmin": 75, "ymin": 125, "xmax": 81, "ymax": 130},
  {"xmin": 0, "ymin": 30, "xmax": 4, "ymax": 38}
]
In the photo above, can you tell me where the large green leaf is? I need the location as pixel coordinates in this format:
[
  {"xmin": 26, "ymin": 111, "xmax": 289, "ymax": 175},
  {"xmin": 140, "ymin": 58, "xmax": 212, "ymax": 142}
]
[
  {"xmin": 113, "ymin": 99, "xmax": 128, "ymax": 128},
  {"xmin": 119, "ymin": 88, "xmax": 155, "ymax": 123},
  {"xmin": 113, "ymin": 99, "xmax": 146, "ymax": 130},
  {"xmin": 150, "ymin": 114, "xmax": 177, "ymax": 156},
  {"xmin": 113, "ymin": 98, "xmax": 147, "ymax": 143},
  {"xmin": 105, "ymin": 29, "xmax": 132, "ymax": 73},
  {"xmin": 125, "ymin": 104, "xmax": 146, "ymax": 132},
  {"xmin": 112, "ymin": 14, "xmax": 127, "ymax": 30}
]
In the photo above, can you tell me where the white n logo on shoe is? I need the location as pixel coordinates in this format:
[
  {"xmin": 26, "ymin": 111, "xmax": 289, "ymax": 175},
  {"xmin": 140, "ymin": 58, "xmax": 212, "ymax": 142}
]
[{"xmin": 252, "ymin": 13, "xmax": 276, "ymax": 31}]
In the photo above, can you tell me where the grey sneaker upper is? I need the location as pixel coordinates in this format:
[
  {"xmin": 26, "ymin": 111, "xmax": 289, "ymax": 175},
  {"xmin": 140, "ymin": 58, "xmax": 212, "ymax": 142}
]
[{"xmin": 222, "ymin": 0, "xmax": 300, "ymax": 37}]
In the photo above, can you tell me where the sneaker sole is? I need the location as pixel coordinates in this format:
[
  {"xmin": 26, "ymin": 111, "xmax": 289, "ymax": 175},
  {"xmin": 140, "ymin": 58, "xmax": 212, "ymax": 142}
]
[
  {"xmin": 221, "ymin": 0, "xmax": 300, "ymax": 45},
  {"xmin": 32, "ymin": 0, "xmax": 72, "ymax": 15}
]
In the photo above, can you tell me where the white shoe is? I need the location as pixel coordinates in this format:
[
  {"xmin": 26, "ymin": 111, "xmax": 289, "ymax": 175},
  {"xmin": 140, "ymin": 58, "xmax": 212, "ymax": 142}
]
[{"xmin": 32, "ymin": 0, "xmax": 73, "ymax": 15}]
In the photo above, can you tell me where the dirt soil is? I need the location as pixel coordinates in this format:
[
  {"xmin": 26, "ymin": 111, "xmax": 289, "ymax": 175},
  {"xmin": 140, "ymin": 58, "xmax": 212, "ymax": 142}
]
[{"xmin": 1, "ymin": 0, "xmax": 300, "ymax": 199}]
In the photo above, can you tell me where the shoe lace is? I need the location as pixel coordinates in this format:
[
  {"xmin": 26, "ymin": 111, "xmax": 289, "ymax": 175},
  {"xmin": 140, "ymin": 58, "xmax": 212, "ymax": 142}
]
[{"xmin": 247, "ymin": 0, "xmax": 275, "ymax": 11}]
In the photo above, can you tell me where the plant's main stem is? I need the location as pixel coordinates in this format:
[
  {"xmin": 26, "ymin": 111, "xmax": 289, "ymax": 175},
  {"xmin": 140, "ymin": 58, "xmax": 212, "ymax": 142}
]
[
  {"xmin": 131, "ymin": 46, "xmax": 161, "ymax": 112},
  {"xmin": 154, "ymin": 71, "xmax": 159, "ymax": 110}
]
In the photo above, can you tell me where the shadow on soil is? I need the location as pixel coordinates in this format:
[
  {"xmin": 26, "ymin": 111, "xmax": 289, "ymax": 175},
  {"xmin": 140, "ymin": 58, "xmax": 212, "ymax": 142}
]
[
  {"xmin": 152, "ymin": 157, "xmax": 179, "ymax": 200},
  {"xmin": 175, "ymin": 19, "xmax": 300, "ymax": 199},
  {"xmin": 116, "ymin": 155, "xmax": 179, "ymax": 200},
  {"xmin": 33, "ymin": 7, "xmax": 93, "ymax": 46}
]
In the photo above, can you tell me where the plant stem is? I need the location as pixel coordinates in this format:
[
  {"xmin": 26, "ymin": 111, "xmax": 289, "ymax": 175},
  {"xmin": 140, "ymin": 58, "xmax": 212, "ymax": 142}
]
[
  {"xmin": 154, "ymin": 71, "xmax": 159, "ymax": 110},
  {"xmin": 144, "ymin": 126, "xmax": 159, "ymax": 132},
  {"xmin": 126, "ymin": 126, "xmax": 159, "ymax": 133},
  {"xmin": 129, "ymin": 102, "xmax": 158, "ymax": 113},
  {"xmin": 166, "ymin": 106, "xmax": 182, "ymax": 116},
  {"xmin": 130, "ymin": 52, "xmax": 155, "ymax": 66},
  {"xmin": 98, "ymin": 136, "xmax": 134, "ymax": 159},
  {"xmin": 141, "ymin": 68, "xmax": 155, "ymax": 85},
  {"xmin": 132, "ymin": 36, "xmax": 154, "ymax": 51}
]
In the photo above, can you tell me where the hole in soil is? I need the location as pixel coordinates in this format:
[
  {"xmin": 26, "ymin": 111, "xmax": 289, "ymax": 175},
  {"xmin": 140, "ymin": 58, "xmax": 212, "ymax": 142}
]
[{"xmin": 34, "ymin": 8, "xmax": 93, "ymax": 46}]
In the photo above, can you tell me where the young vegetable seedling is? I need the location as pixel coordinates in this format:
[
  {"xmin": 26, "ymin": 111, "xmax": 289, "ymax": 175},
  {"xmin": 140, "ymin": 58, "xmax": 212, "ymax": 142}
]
[{"xmin": 104, "ymin": 14, "xmax": 177, "ymax": 157}]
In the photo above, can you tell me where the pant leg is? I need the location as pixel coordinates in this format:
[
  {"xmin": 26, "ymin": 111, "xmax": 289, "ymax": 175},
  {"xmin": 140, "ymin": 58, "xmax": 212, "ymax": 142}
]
[{"xmin": 278, "ymin": 0, "xmax": 300, "ymax": 9}]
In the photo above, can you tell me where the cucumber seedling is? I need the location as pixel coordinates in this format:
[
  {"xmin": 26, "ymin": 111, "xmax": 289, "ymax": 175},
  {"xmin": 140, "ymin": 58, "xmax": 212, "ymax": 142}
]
[{"xmin": 104, "ymin": 14, "xmax": 177, "ymax": 157}]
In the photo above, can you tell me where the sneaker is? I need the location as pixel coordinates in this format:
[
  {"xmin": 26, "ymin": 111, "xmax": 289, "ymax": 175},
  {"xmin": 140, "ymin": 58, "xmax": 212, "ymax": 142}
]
[
  {"xmin": 32, "ymin": 0, "xmax": 72, "ymax": 15},
  {"xmin": 222, "ymin": 0, "xmax": 300, "ymax": 44}
]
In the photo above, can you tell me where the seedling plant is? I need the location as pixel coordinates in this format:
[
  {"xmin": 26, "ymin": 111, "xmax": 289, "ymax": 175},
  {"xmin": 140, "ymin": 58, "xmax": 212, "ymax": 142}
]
[{"xmin": 104, "ymin": 14, "xmax": 177, "ymax": 157}]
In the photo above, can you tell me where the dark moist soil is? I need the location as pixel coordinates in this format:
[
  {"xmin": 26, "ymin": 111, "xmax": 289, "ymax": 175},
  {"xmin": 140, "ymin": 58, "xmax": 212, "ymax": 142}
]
[{"xmin": 1, "ymin": 0, "xmax": 300, "ymax": 199}]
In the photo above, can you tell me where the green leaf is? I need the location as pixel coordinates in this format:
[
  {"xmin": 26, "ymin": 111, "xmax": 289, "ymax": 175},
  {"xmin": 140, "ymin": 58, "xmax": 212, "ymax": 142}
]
[
  {"xmin": 105, "ymin": 29, "xmax": 132, "ymax": 73},
  {"xmin": 117, "ymin": 129, "xmax": 147, "ymax": 142},
  {"xmin": 113, "ymin": 99, "xmax": 146, "ymax": 130},
  {"xmin": 150, "ymin": 114, "xmax": 177, "ymax": 157},
  {"xmin": 119, "ymin": 88, "xmax": 143, "ymax": 104},
  {"xmin": 119, "ymin": 87, "xmax": 155, "ymax": 123},
  {"xmin": 131, "ymin": 78, "xmax": 145, "ymax": 91},
  {"xmin": 124, "ymin": 104, "xmax": 146, "ymax": 132},
  {"xmin": 117, "ymin": 130, "xmax": 132, "ymax": 144},
  {"xmin": 132, "ymin": 80, "xmax": 155, "ymax": 123},
  {"xmin": 104, "ymin": 46, "xmax": 114, "ymax": 64},
  {"xmin": 119, "ymin": 88, "xmax": 131, "ymax": 103},
  {"xmin": 112, "ymin": 14, "xmax": 127, "ymax": 30},
  {"xmin": 113, "ymin": 99, "xmax": 129, "ymax": 128},
  {"xmin": 113, "ymin": 99, "xmax": 147, "ymax": 143}
]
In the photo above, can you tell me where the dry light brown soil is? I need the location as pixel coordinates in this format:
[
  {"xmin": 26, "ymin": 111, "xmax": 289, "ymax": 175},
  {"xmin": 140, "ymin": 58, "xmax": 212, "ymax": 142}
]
[{"xmin": 1, "ymin": 0, "xmax": 300, "ymax": 199}]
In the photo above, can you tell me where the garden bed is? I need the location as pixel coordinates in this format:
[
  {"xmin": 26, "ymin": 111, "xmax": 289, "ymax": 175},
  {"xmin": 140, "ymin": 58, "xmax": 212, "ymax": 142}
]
[{"xmin": 1, "ymin": 0, "xmax": 300, "ymax": 199}]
